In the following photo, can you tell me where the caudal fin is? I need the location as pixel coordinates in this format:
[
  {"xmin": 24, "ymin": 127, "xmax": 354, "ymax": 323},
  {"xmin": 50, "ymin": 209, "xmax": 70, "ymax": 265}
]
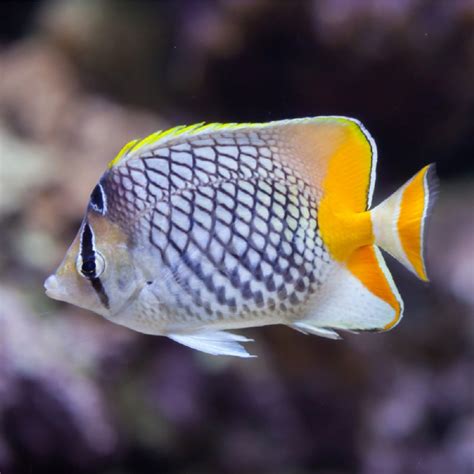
[{"xmin": 371, "ymin": 164, "xmax": 438, "ymax": 281}]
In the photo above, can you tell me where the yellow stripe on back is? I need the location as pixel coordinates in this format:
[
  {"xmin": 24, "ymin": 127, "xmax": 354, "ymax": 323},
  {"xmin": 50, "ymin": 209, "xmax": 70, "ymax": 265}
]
[
  {"xmin": 108, "ymin": 139, "xmax": 140, "ymax": 168},
  {"xmin": 107, "ymin": 121, "xmax": 256, "ymax": 169}
]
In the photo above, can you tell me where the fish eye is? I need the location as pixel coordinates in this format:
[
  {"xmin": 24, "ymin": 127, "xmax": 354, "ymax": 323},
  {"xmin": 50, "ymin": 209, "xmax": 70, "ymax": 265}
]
[{"xmin": 77, "ymin": 252, "xmax": 106, "ymax": 279}]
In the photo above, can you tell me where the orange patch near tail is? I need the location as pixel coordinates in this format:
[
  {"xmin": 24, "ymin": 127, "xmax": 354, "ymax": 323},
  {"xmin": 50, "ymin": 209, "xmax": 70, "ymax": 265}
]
[
  {"xmin": 317, "ymin": 118, "xmax": 376, "ymax": 262},
  {"xmin": 397, "ymin": 165, "xmax": 432, "ymax": 281},
  {"xmin": 347, "ymin": 245, "xmax": 402, "ymax": 330}
]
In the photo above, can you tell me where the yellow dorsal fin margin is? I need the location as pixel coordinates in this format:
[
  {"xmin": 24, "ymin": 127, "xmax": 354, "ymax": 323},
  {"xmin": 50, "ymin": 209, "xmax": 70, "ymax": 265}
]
[
  {"xmin": 108, "ymin": 139, "xmax": 140, "ymax": 168},
  {"xmin": 107, "ymin": 121, "xmax": 260, "ymax": 169}
]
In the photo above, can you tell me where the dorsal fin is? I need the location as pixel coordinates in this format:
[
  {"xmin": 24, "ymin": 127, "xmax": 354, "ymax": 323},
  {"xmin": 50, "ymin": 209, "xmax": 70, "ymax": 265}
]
[{"xmin": 106, "ymin": 116, "xmax": 375, "ymax": 173}]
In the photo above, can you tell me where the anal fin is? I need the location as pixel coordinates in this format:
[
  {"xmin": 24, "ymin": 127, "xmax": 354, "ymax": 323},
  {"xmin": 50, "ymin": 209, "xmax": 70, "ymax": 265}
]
[
  {"xmin": 294, "ymin": 245, "xmax": 403, "ymax": 334},
  {"xmin": 168, "ymin": 330, "xmax": 255, "ymax": 358},
  {"xmin": 347, "ymin": 245, "xmax": 403, "ymax": 330},
  {"xmin": 290, "ymin": 323, "xmax": 342, "ymax": 340}
]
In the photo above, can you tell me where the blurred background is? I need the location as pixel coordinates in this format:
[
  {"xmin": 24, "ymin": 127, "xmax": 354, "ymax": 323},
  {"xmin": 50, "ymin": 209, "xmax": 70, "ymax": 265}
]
[{"xmin": 0, "ymin": 1, "xmax": 473, "ymax": 473}]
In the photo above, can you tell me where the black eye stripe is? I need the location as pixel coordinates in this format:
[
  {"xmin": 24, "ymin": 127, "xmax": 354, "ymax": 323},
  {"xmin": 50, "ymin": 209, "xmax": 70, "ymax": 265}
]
[
  {"xmin": 79, "ymin": 221, "xmax": 109, "ymax": 308},
  {"xmin": 91, "ymin": 277, "xmax": 110, "ymax": 309},
  {"xmin": 81, "ymin": 223, "xmax": 94, "ymax": 257},
  {"xmin": 80, "ymin": 222, "xmax": 97, "ymax": 278},
  {"xmin": 89, "ymin": 183, "xmax": 106, "ymax": 214}
]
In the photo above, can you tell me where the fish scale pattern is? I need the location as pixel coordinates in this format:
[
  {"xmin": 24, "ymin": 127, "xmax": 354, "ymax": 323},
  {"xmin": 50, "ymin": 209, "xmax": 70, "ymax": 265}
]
[{"xmin": 102, "ymin": 129, "xmax": 332, "ymax": 324}]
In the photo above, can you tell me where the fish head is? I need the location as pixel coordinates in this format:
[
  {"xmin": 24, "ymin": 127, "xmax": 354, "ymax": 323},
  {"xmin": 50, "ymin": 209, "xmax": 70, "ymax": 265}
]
[{"xmin": 44, "ymin": 211, "xmax": 144, "ymax": 317}]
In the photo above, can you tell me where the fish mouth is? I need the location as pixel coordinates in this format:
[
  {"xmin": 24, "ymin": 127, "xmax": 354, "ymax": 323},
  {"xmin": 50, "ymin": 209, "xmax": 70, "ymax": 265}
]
[{"xmin": 44, "ymin": 274, "xmax": 64, "ymax": 301}]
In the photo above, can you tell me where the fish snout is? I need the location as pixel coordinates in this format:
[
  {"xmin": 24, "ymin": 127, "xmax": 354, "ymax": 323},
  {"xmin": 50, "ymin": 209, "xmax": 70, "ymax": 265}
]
[{"xmin": 44, "ymin": 274, "xmax": 62, "ymax": 300}]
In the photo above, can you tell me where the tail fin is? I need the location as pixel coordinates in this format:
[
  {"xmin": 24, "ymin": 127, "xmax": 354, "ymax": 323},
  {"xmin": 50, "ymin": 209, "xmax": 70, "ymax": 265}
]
[{"xmin": 371, "ymin": 164, "xmax": 438, "ymax": 281}]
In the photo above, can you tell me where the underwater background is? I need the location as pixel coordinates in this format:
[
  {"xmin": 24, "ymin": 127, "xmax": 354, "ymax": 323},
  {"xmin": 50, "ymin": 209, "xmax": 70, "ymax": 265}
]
[{"xmin": 0, "ymin": 1, "xmax": 473, "ymax": 473}]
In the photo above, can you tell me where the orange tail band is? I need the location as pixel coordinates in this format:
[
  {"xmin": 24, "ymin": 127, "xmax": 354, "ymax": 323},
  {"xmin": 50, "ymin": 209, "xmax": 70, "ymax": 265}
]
[{"xmin": 371, "ymin": 164, "xmax": 438, "ymax": 281}]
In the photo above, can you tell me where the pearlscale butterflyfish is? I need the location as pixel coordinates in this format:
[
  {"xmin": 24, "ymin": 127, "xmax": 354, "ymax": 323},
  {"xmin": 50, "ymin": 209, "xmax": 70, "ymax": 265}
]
[{"xmin": 44, "ymin": 117, "xmax": 437, "ymax": 357}]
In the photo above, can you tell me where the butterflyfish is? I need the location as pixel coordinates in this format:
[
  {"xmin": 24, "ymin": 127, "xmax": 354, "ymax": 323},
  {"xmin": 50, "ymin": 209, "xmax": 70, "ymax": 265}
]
[{"xmin": 44, "ymin": 117, "xmax": 437, "ymax": 357}]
